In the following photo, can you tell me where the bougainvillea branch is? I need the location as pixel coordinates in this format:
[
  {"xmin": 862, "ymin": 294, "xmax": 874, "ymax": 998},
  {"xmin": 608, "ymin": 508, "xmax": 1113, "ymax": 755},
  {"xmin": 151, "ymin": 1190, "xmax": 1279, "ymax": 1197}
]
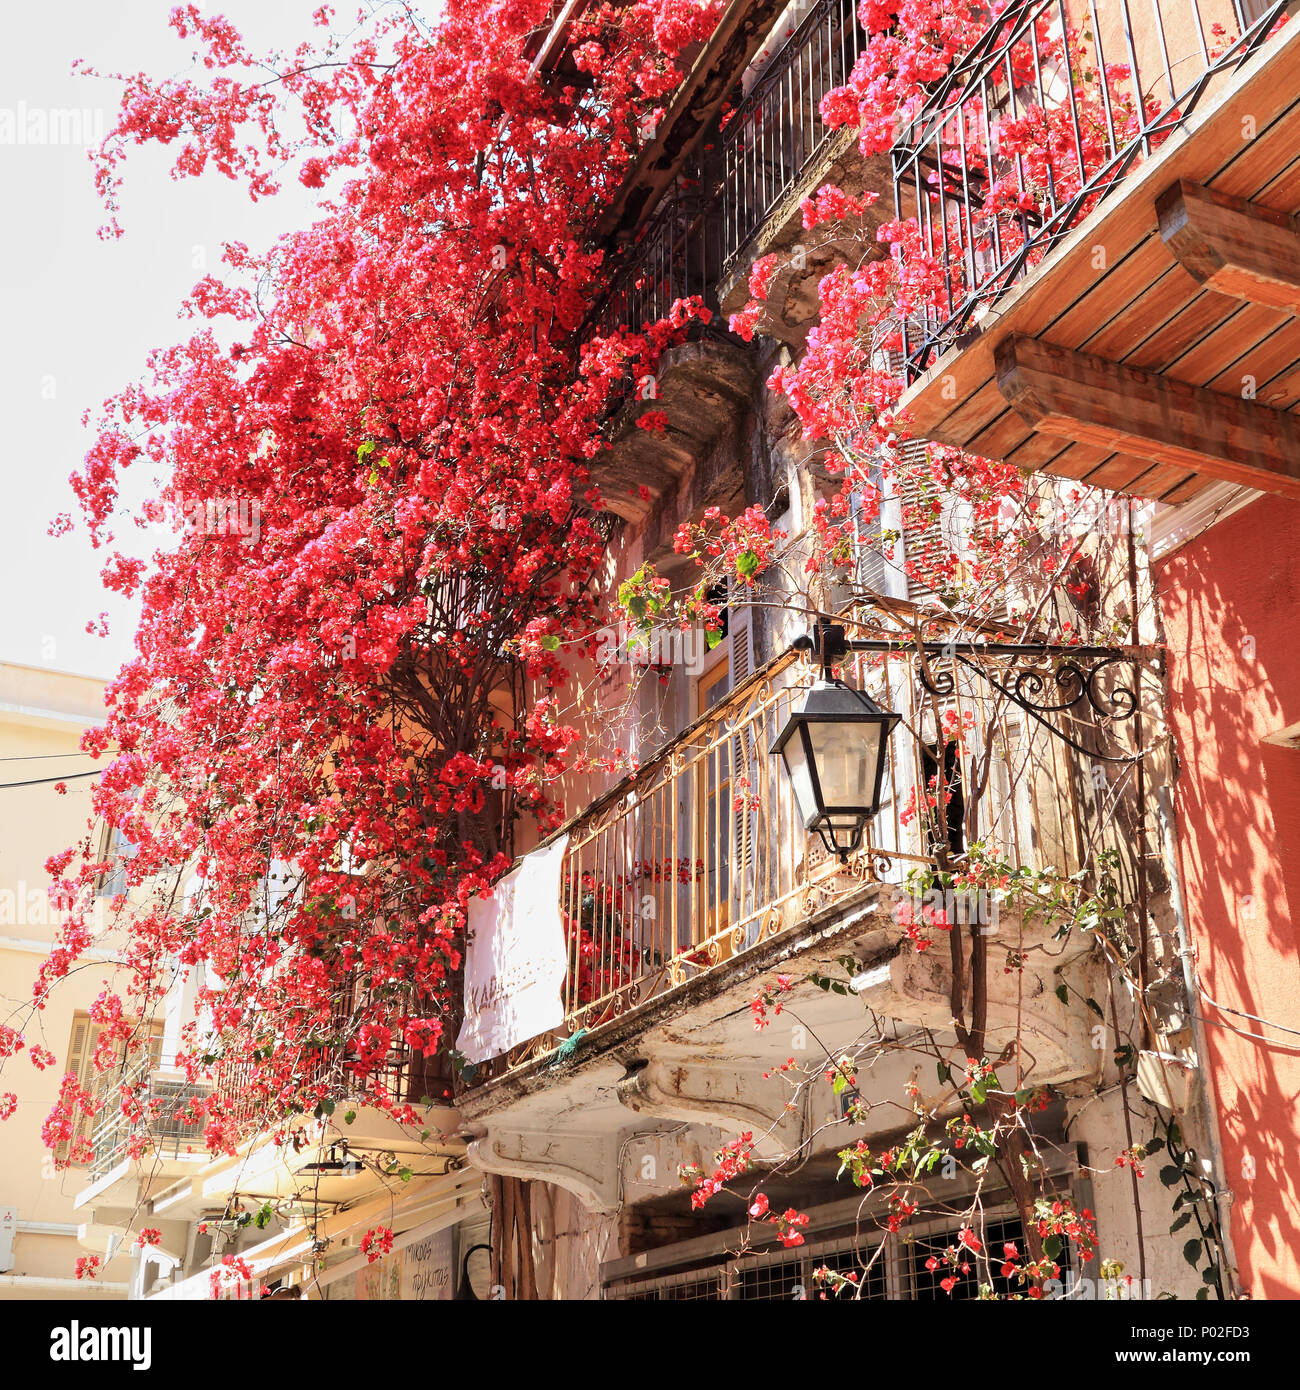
[{"xmin": 6, "ymin": 0, "xmax": 726, "ymax": 1195}]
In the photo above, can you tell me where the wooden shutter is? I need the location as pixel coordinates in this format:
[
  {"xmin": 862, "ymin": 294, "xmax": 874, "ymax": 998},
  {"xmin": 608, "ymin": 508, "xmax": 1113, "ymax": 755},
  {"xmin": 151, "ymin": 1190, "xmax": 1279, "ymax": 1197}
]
[
  {"xmin": 891, "ymin": 438, "xmax": 952, "ymax": 606},
  {"xmin": 61, "ymin": 1015, "xmax": 165, "ymax": 1163},
  {"xmin": 854, "ymin": 464, "xmax": 893, "ymax": 598},
  {"xmin": 62, "ymin": 1014, "xmax": 98, "ymax": 1159},
  {"xmin": 728, "ymin": 596, "xmax": 759, "ymax": 931}
]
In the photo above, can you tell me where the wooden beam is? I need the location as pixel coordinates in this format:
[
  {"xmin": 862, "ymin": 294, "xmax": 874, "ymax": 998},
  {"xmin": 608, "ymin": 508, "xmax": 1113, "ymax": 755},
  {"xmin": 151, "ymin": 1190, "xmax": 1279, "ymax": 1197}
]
[
  {"xmin": 594, "ymin": 0, "xmax": 789, "ymax": 239},
  {"xmin": 897, "ymin": 22, "xmax": 1300, "ymax": 439},
  {"xmin": 994, "ymin": 334, "xmax": 1300, "ymax": 500},
  {"xmin": 1157, "ymin": 179, "xmax": 1300, "ymax": 312}
]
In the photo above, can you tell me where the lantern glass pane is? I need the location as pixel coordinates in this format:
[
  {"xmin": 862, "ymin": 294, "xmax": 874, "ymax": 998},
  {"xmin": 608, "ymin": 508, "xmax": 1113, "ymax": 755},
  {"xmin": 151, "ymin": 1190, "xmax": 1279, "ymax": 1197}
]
[
  {"xmin": 779, "ymin": 728, "xmax": 819, "ymax": 826},
  {"xmin": 807, "ymin": 719, "xmax": 884, "ymax": 810}
]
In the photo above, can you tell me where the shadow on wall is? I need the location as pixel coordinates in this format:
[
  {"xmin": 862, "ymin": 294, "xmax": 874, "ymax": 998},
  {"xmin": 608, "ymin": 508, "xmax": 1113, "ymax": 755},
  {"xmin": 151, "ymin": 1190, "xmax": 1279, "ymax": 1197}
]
[{"xmin": 1156, "ymin": 492, "xmax": 1300, "ymax": 1297}]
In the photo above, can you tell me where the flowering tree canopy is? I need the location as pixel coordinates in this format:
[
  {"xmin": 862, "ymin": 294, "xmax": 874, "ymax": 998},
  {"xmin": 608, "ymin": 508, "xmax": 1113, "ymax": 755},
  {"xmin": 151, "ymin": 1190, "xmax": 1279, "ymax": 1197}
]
[{"xmin": 26, "ymin": 0, "xmax": 722, "ymax": 1163}]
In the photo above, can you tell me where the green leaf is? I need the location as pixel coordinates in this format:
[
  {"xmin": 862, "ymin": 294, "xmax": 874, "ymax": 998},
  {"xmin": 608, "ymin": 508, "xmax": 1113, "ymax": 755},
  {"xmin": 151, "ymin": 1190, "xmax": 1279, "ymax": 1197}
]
[
  {"xmin": 1159, "ymin": 1164, "xmax": 1183, "ymax": 1187},
  {"xmin": 736, "ymin": 549, "xmax": 760, "ymax": 580},
  {"xmin": 705, "ymin": 627, "xmax": 722, "ymax": 651},
  {"xmin": 1169, "ymin": 1211, "xmax": 1192, "ymax": 1233},
  {"xmin": 1054, "ymin": 984, "xmax": 1069, "ymax": 1006},
  {"xmin": 540, "ymin": 635, "xmax": 561, "ymax": 651},
  {"xmin": 320, "ymin": 1098, "xmax": 335, "ymax": 1117},
  {"xmin": 1085, "ymin": 997, "xmax": 1104, "ymax": 1018},
  {"xmin": 1195, "ymin": 1286, "xmax": 1209, "ymax": 1300},
  {"xmin": 343, "ymin": 1110, "xmax": 357, "ymax": 1125},
  {"xmin": 1202, "ymin": 1267, "xmax": 1218, "ymax": 1285},
  {"xmin": 1184, "ymin": 1238, "xmax": 1203, "ymax": 1266},
  {"xmin": 1043, "ymin": 1234, "xmax": 1063, "ymax": 1260}
]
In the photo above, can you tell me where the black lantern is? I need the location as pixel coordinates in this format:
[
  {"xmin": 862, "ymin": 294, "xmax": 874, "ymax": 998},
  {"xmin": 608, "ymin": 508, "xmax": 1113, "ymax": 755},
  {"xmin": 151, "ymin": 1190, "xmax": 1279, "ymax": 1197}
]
[{"xmin": 772, "ymin": 679, "xmax": 900, "ymax": 861}]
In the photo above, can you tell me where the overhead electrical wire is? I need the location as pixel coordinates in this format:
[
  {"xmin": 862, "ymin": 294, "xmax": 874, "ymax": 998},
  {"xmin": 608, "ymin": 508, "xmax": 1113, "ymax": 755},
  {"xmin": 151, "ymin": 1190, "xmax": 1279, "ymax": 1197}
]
[{"xmin": 0, "ymin": 769, "xmax": 103, "ymax": 790}]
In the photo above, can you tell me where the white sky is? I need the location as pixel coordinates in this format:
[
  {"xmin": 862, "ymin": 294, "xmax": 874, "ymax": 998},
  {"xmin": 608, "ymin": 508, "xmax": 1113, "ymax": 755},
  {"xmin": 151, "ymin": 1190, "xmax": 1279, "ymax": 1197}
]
[{"xmin": 0, "ymin": 1, "xmax": 354, "ymax": 681}]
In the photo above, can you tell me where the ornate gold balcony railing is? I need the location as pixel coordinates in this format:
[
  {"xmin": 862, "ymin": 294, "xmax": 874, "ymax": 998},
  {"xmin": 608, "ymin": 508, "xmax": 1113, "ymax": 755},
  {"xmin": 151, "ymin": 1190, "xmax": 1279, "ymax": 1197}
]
[{"xmin": 472, "ymin": 619, "xmax": 1152, "ymax": 1080}]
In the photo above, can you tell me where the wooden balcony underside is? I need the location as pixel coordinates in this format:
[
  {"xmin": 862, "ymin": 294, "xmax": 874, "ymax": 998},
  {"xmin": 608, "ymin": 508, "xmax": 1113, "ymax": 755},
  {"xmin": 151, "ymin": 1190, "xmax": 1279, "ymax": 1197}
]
[{"xmin": 899, "ymin": 20, "xmax": 1300, "ymax": 505}]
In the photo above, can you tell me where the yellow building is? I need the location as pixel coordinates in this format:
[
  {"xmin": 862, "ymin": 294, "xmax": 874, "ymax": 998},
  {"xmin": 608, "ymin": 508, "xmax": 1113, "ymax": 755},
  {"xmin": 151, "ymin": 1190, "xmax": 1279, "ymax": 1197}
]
[{"xmin": 0, "ymin": 661, "xmax": 129, "ymax": 1299}]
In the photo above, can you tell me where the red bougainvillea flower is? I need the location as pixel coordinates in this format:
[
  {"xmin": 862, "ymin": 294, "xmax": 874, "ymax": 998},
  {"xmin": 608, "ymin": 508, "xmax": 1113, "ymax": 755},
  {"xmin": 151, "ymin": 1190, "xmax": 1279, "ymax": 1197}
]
[
  {"xmin": 361, "ymin": 1226, "xmax": 395, "ymax": 1264},
  {"xmin": 19, "ymin": 2, "xmax": 726, "ymax": 1240}
]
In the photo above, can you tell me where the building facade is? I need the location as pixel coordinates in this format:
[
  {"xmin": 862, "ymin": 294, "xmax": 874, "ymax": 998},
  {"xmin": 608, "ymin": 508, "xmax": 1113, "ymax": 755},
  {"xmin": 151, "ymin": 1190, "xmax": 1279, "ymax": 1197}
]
[
  {"xmin": 0, "ymin": 663, "xmax": 131, "ymax": 1299},
  {"xmin": 442, "ymin": 0, "xmax": 1297, "ymax": 1302},
  {"xmin": 59, "ymin": 0, "xmax": 1299, "ymax": 1301}
]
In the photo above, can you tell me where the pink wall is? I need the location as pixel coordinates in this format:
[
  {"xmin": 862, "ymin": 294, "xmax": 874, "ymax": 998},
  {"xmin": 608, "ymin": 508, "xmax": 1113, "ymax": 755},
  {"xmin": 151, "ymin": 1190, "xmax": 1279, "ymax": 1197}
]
[{"xmin": 1157, "ymin": 494, "xmax": 1300, "ymax": 1299}]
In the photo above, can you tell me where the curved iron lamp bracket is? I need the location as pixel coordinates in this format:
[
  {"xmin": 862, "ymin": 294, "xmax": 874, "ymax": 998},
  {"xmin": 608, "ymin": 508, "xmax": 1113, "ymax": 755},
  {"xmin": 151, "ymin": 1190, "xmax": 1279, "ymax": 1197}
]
[{"xmin": 795, "ymin": 623, "xmax": 1157, "ymax": 765}]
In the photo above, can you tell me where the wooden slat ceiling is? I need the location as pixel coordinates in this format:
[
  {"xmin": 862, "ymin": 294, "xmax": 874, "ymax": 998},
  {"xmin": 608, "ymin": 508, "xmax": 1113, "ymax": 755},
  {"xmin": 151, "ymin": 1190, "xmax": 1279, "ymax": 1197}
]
[{"xmin": 898, "ymin": 21, "xmax": 1300, "ymax": 505}]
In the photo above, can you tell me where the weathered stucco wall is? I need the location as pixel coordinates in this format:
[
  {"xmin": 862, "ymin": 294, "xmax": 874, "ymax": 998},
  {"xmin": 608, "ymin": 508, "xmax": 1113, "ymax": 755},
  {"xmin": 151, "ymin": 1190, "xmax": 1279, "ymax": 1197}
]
[{"xmin": 1156, "ymin": 494, "xmax": 1300, "ymax": 1299}]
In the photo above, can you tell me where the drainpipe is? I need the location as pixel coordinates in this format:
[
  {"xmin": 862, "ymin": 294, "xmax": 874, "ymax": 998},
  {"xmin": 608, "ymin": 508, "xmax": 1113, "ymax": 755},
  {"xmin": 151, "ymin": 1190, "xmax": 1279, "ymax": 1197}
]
[{"xmin": 1154, "ymin": 783, "xmax": 1239, "ymax": 1291}]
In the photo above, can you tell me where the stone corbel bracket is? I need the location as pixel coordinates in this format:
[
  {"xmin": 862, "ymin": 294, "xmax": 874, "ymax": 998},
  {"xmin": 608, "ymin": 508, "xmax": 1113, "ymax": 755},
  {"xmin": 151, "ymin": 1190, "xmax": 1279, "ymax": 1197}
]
[
  {"xmin": 615, "ymin": 1060, "xmax": 806, "ymax": 1163},
  {"xmin": 857, "ymin": 910, "xmax": 1105, "ymax": 1087},
  {"xmin": 463, "ymin": 1124, "xmax": 636, "ymax": 1215}
]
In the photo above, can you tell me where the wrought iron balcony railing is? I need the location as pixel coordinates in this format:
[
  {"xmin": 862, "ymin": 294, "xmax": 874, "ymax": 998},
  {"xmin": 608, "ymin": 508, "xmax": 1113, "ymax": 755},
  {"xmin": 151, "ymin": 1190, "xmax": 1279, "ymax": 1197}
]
[
  {"xmin": 720, "ymin": 0, "xmax": 865, "ymax": 276},
  {"xmin": 209, "ymin": 1021, "xmax": 454, "ymax": 1144},
  {"xmin": 587, "ymin": 0, "xmax": 867, "ymax": 343},
  {"xmin": 474, "ymin": 622, "xmax": 1149, "ymax": 1079},
  {"xmin": 588, "ymin": 173, "xmax": 729, "ymax": 345},
  {"xmin": 893, "ymin": 0, "xmax": 1289, "ymax": 378}
]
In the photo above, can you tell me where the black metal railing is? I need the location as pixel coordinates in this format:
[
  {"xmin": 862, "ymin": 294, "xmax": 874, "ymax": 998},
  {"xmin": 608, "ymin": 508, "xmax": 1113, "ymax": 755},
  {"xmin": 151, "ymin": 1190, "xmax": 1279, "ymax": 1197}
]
[
  {"xmin": 588, "ymin": 172, "xmax": 723, "ymax": 342},
  {"xmin": 720, "ymin": 0, "xmax": 865, "ymax": 276},
  {"xmin": 587, "ymin": 0, "xmax": 869, "ymax": 340},
  {"xmin": 893, "ymin": 0, "xmax": 1290, "ymax": 378}
]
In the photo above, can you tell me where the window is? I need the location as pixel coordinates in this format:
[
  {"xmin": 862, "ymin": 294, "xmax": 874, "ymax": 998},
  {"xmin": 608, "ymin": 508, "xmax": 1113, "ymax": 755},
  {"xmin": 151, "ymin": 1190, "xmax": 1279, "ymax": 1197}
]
[
  {"xmin": 606, "ymin": 1229, "xmax": 894, "ymax": 1301},
  {"xmin": 689, "ymin": 582, "xmax": 756, "ymax": 947},
  {"xmin": 907, "ymin": 1217, "xmax": 1038, "ymax": 1300},
  {"xmin": 61, "ymin": 1012, "xmax": 164, "ymax": 1163},
  {"xmin": 605, "ymin": 1211, "xmax": 1059, "ymax": 1300},
  {"xmin": 95, "ymin": 824, "xmax": 138, "ymax": 898},
  {"xmin": 920, "ymin": 738, "xmax": 966, "ymax": 858}
]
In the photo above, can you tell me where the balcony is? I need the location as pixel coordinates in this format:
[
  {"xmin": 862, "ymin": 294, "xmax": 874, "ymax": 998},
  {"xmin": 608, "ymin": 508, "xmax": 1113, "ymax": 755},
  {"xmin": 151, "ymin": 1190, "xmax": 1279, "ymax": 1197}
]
[
  {"xmin": 587, "ymin": 178, "xmax": 756, "ymax": 527},
  {"xmin": 455, "ymin": 612, "xmax": 1155, "ymax": 1208},
  {"xmin": 586, "ymin": 0, "xmax": 904, "ymax": 522},
  {"xmin": 85, "ymin": 1061, "xmax": 209, "ymax": 1187},
  {"xmin": 892, "ymin": 0, "xmax": 1300, "ymax": 505},
  {"xmin": 715, "ymin": 0, "xmax": 893, "ymax": 339},
  {"xmin": 74, "ymin": 979, "xmax": 458, "ymax": 1229}
]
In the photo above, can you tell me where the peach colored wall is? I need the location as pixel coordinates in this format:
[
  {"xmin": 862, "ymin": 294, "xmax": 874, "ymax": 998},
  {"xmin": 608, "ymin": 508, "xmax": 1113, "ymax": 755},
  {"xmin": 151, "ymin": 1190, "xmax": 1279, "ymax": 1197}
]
[
  {"xmin": 1156, "ymin": 495, "xmax": 1300, "ymax": 1299},
  {"xmin": 0, "ymin": 664, "xmax": 131, "ymax": 1297}
]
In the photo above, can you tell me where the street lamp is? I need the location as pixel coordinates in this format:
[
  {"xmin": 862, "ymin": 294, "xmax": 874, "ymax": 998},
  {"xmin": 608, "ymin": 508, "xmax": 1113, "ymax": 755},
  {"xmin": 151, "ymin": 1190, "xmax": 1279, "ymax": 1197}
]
[
  {"xmin": 773, "ymin": 616, "xmax": 1148, "ymax": 863},
  {"xmin": 772, "ymin": 676, "xmax": 900, "ymax": 862}
]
